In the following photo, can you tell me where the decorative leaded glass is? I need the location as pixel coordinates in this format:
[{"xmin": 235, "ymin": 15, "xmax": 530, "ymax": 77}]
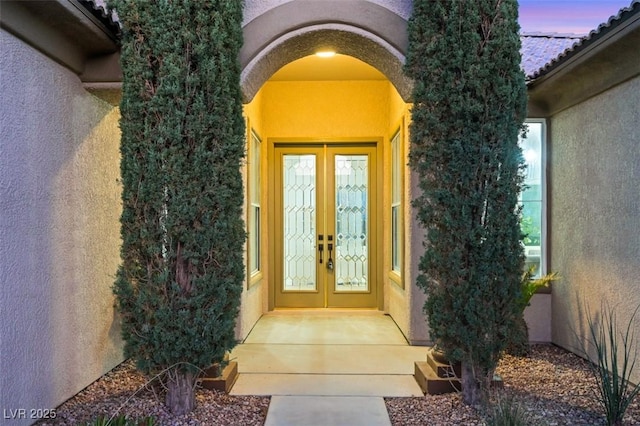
[
  {"xmin": 335, "ymin": 155, "xmax": 368, "ymax": 292},
  {"xmin": 283, "ymin": 155, "xmax": 317, "ymax": 291}
]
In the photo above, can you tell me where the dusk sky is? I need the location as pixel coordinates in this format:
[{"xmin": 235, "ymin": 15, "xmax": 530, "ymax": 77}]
[{"xmin": 518, "ymin": 0, "xmax": 633, "ymax": 34}]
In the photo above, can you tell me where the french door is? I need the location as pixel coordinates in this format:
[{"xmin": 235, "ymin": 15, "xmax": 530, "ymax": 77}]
[{"xmin": 274, "ymin": 144, "xmax": 378, "ymax": 308}]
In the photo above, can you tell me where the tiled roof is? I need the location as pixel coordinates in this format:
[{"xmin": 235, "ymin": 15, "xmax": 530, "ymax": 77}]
[
  {"xmin": 527, "ymin": 0, "xmax": 640, "ymax": 80},
  {"xmin": 79, "ymin": 0, "xmax": 120, "ymax": 35},
  {"xmin": 520, "ymin": 33, "xmax": 584, "ymax": 78},
  {"xmin": 77, "ymin": 0, "xmax": 638, "ymax": 82}
]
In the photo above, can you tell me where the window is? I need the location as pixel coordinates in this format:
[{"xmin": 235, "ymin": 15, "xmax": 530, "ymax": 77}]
[
  {"xmin": 390, "ymin": 130, "xmax": 403, "ymax": 283},
  {"xmin": 248, "ymin": 130, "xmax": 261, "ymax": 278},
  {"xmin": 519, "ymin": 120, "xmax": 545, "ymax": 276}
]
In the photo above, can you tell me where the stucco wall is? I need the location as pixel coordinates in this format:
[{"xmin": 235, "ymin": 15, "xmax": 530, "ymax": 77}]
[
  {"xmin": 549, "ymin": 76, "xmax": 640, "ymax": 382},
  {"xmin": 256, "ymin": 79, "xmax": 429, "ymax": 341},
  {"xmin": 524, "ymin": 294, "xmax": 551, "ymax": 342},
  {"xmin": 237, "ymin": 79, "xmax": 419, "ymax": 336},
  {"xmin": 240, "ymin": 0, "xmax": 413, "ymax": 103},
  {"xmin": 243, "ymin": 0, "xmax": 412, "ymax": 25},
  {"xmin": 261, "ymin": 80, "xmax": 391, "ymax": 138},
  {"xmin": 384, "ymin": 85, "xmax": 426, "ymax": 343},
  {"xmin": 237, "ymin": 91, "xmax": 268, "ymax": 340},
  {"xmin": 0, "ymin": 30, "xmax": 123, "ymax": 423},
  {"xmin": 261, "ymin": 78, "xmax": 391, "ymax": 310}
]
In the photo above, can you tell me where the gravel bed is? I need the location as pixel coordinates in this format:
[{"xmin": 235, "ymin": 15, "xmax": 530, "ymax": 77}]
[
  {"xmin": 36, "ymin": 361, "xmax": 269, "ymax": 426},
  {"xmin": 39, "ymin": 345, "xmax": 639, "ymax": 425},
  {"xmin": 386, "ymin": 344, "xmax": 640, "ymax": 425}
]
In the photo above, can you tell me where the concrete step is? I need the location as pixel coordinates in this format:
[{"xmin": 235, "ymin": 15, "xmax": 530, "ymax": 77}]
[
  {"xmin": 265, "ymin": 396, "xmax": 391, "ymax": 426},
  {"xmin": 230, "ymin": 373, "xmax": 424, "ymax": 397},
  {"xmin": 230, "ymin": 344, "xmax": 427, "ymax": 375}
]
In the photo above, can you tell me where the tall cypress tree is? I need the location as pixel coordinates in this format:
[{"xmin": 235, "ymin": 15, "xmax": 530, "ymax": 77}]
[
  {"xmin": 110, "ymin": 0, "xmax": 245, "ymax": 414},
  {"xmin": 406, "ymin": 0, "xmax": 527, "ymax": 405}
]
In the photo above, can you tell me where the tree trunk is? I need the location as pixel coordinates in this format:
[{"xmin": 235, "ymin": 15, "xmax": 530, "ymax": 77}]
[
  {"xmin": 166, "ymin": 369, "xmax": 196, "ymax": 416},
  {"xmin": 461, "ymin": 362, "xmax": 485, "ymax": 407}
]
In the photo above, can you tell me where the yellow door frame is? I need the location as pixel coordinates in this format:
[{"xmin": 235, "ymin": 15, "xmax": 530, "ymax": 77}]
[{"xmin": 267, "ymin": 138, "xmax": 384, "ymax": 310}]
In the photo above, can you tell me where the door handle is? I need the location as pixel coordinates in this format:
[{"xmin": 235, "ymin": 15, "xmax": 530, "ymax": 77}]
[
  {"xmin": 318, "ymin": 234, "xmax": 324, "ymax": 264},
  {"xmin": 327, "ymin": 243, "xmax": 334, "ymax": 270}
]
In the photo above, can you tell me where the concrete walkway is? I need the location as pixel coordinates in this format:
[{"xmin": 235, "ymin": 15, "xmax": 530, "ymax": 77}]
[{"xmin": 229, "ymin": 311, "xmax": 426, "ymax": 425}]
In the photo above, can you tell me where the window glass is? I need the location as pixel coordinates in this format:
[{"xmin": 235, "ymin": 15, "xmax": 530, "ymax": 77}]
[
  {"xmin": 249, "ymin": 130, "xmax": 261, "ymax": 276},
  {"xmin": 519, "ymin": 121, "xmax": 544, "ymax": 276},
  {"xmin": 391, "ymin": 131, "xmax": 402, "ymax": 276}
]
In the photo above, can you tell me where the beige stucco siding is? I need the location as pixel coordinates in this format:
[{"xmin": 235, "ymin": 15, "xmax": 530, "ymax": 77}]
[
  {"xmin": 549, "ymin": 75, "xmax": 640, "ymax": 383},
  {"xmin": 242, "ymin": 0, "xmax": 412, "ymax": 25},
  {"xmin": 0, "ymin": 29, "xmax": 123, "ymax": 421},
  {"xmin": 383, "ymin": 87, "xmax": 433, "ymax": 344}
]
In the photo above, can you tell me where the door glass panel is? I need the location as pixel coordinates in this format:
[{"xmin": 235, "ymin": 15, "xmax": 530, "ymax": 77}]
[
  {"xmin": 334, "ymin": 155, "xmax": 368, "ymax": 292},
  {"xmin": 283, "ymin": 155, "xmax": 317, "ymax": 291}
]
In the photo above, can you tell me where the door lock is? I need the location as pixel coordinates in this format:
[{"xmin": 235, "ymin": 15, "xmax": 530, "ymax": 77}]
[{"xmin": 327, "ymin": 242, "xmax": 334, "ymax": 270}]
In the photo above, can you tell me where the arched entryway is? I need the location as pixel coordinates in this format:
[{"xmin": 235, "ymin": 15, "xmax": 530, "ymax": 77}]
[
  {"xmin": 239, "ymin": 1, "xmax": 413, "ymax": 104},
  {"xmin": 247, "ymin": 54, "xmax": 402, "ymax": 311},
  {"xmin": 236, "ymin": 1, "xmax": 425, "ymax": 343}
]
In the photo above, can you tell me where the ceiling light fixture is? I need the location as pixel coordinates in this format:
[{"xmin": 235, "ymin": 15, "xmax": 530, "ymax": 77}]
[{"xmin": 315, "ymin": 50, "xmax": 336, "ymax": 58}]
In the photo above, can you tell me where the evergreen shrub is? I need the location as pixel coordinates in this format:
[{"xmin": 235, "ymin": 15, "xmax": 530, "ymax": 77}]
[
  {"xmin": 406, "ymin": 0, "xmax": 528, "ymax": 405},
  {"xmin": 110, "ymin": 0, "xmax": 246, "ymax": 414}
]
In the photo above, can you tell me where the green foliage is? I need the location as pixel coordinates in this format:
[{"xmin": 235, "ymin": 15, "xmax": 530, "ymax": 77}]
[
  {"xmin": 485, "ymin": 394, "xmax": 533, "ymax": 426},
  {"xmin": 507, "ymin": 267, "xmax": 560, "ymax": 356},
  {"xmin": 82, "ymin": 415, "xmax": 156, "ymax": 426},
  {"xmin": 406, "ymin": 0, "xmax": 528, "ymax": 403},
  {"xmin": 584, "ymin": 303, "xmax": 640, "ymax": 426},
  {"xmin": 110, "ymin": 0, "xmax": 245, "ymax": 394},
  {"xmin": 520, "ymin": 216, "xmax": 540, "ymax": 246},
  {"xmin": 517, "ymin": 267, "xmax": 559, "ymax": 312}
]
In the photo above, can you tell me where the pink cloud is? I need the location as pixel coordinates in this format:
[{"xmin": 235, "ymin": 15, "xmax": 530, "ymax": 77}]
[{"xmin": 518, "ymin": 0, "xmax": 632, "ymax": 34}]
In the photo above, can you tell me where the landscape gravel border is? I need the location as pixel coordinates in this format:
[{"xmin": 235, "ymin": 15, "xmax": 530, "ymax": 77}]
[
  {"xmin": 38, "ymin": 345, "xmax": 639, "ymax": 425},
  {"xmin": 35, "ymin": 362, "xmax": 270, "ymax": 426},
  {"xmin": 387, "ymin": 345, "xmax": 640, "ymax": 425}
]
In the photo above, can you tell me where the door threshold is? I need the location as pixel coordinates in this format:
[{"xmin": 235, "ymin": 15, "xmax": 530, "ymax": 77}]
[{"xmin": 268, "ymin": 308, "xmax": 384, "ymax": 315}]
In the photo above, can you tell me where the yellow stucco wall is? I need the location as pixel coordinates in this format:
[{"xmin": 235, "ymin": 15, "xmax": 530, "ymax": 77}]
[
  {"xmin": 238, "ymin": 90, "xmax": 268, "ymax": 339},
  {"xmin": 237, "ymin": 78, "xmax": 423, "ymax": 342},
  {"xmin": 261, "ymin": 80, "xmax": 390, "ymax": 138},
  {"xmin": 384, "ymin": 86, "xmax": 422, "ymax": 342}
]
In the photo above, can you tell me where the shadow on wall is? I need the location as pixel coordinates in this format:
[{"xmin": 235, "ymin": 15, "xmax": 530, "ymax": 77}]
[
  {"xmin": 0, "ymin": 28, "xmax": 123, "ymax": 417},
  {"xmin": 50, "ymin": 97, "xmax": 123, "ymax": 404}
]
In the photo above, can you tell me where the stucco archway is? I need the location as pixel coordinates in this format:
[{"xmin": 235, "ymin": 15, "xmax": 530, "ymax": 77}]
[
  {"xmin": 240, "ymin": 1, "xmax": 414, "ymax": 102},
  {"xmin": 237, "ymin": 0, "xmax": 424, "ymax": 341}
]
